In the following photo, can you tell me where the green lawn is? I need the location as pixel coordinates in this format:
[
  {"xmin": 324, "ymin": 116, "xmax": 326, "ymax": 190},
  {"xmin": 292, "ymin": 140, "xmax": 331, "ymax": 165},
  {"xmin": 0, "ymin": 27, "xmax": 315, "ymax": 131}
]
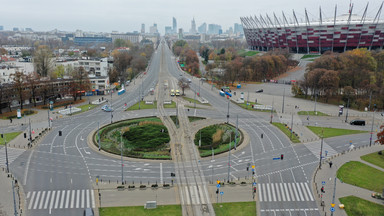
[
  {"xmin": 237, "ymin": 49, "xmax": 260, "ymax": 57},
  {"xmin": 337, "ymin": 161, "xmax": 384, "ymax": 192},
  {"xmin": 188, "ymin": 116, "xmax": 206, "ymax": 122},
  {"xmin": 271, "ymin": 122, "xmax": 300, "ymax": 143},
  {"xmin": 0, "ymin": 132, "xmax": 22, "ymax": 145},
  {"xmin": 182, "ymin": 96, "xmax": 210, "ymax": 106},
  {"xmin": 361, "ymin": 151, "xmax": 384, "ymax": 169},
  {"xmin": 213, "ymin": 202, "xmax": 256, "ymax": 216},
  {"xmin": 307, "ymin": 126, "xmax": 367, "ymax": 138},
  {"xmin": 164, "ymin": 101, "xmax": 176, "ymax": 109},
  {"xmin": 297, "ymin": 111, "xmax": 329, "ymax": 116},
  {"xmin": 339, "ymin": 196, "xmax": 384, "ymax": 216},
  {"xmin": 126, "ymin": 101, "xmax": 157, "ymax": 111},
  {"xmin": 99, "ymin": 205, "xmax": 182, "ymax": 216},
  {"xmin": 301, "ymin": 54, "xmax": 320, "ymax": 59}
]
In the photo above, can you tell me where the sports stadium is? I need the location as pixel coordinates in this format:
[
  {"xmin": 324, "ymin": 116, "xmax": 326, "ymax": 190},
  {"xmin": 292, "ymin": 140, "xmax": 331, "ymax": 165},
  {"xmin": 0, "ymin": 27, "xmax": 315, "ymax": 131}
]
[{"xmin": 241, "ymin": 3, "xmax": 384, "ymax": 53}]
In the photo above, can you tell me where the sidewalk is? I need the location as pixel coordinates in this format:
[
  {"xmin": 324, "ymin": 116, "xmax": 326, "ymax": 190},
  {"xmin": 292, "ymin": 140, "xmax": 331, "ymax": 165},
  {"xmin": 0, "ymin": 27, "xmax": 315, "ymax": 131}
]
[
  {"xmin": 313, "ymin": 143, "xmax": 384, "ymax": 216},
  {"xmin": 0, "ymin": 167, "xmax": 24, "ymax": 216}
]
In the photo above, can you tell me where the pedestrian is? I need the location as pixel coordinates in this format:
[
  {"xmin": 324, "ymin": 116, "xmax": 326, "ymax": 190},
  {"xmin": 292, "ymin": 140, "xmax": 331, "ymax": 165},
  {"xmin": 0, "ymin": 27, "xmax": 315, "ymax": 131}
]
[
  {"xmin": 10, "ymin": 118, "xmax": 12, "ymax": 123},
  {"xmin": 88, "ymin": 106, "xmax": 90, "ymax": 110},
  {"xmin": 329, "ymin": 161, "xmax": 333, "ymax": 168}
]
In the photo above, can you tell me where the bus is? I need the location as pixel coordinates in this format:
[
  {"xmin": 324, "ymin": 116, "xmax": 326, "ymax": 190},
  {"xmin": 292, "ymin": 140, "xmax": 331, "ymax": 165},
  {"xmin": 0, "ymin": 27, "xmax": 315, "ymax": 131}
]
[
  {"xmin": 175, "ymin": 90, "xmax": 180, "ymax": 96},
  {"xmin": 170, "ymin": 89, "xmax": 175, "ymax": 96}
]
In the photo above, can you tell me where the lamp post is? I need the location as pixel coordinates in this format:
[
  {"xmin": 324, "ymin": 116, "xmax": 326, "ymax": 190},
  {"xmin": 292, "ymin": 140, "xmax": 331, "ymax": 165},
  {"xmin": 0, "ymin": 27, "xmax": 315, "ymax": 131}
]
[
  {"xmin": 3, "ymin": 134, "xmax": 9, "ymax": 173},
  {"xmin": 314, "ymin": 90, "xmax": 317, "ymax": 113},
  {"xmin": 227, "ymin": 132, "xmax": 232, "ymax": 183},
  {"xmin": 370, "ymin": 110, "xmax": 375, "ymax": 146},
  {"xmin": 345, "ymin": 96, "xmax": 350, "ymax": 123},
  {"xmin": 282, "ymin": 88, "xmax": 285, "ymax": 113},
  {"xmin": 120, "ymin": 131, "xmax": 124, "ymax": 185},
  {"xmin": 98, "ymin": 122, "xmax": 101, "ymax": 151},
  {"xmin": 226, "ymin": 100, "xmax": 230, "ymax": 124}
]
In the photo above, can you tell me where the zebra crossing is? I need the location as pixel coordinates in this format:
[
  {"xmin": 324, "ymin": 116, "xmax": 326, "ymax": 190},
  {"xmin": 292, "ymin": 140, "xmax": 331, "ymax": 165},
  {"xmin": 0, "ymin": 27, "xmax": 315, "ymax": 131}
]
[
  {"xmin": 26, "ymin": 189, "xmax": 95, "ymax": 210},
  {"xmin": 304, "ymin": 140, "xmax": 338, "ymax": 159},
  {"xmin": 182, "ymin": 185, "xmax": 207, "ymax": 205},
  {"xmin": 0, "ymin": 147, "xmax": 25, "ymax": 168},
  {"xmin": 258, "ymin": 182, "xmax": 314, "ymax": 202}
]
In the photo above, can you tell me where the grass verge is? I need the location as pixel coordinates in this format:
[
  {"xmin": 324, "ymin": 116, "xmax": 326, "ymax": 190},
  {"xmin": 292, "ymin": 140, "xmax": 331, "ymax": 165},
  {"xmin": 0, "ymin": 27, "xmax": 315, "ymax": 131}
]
[
  {"xmin": 182, "ymin": 96, "xmax": 210, "ymax": 106},
  {"xmin": 0, "ymin": 132, "xmax": 22, "ymax": 145},
  {"xmin": 337, "ymin": 161, "xmax": 384, "ymax": 192},
  {"xmin": 237, "ymin": 49, "xmax": 260, "ymax": 57},
  {"xmin": 339, "ymin": 196, "xmax": 384, "ymax": 216},
  {"xmin": 188, "ymin": 116, "xmax": 206, "ymax": 122},
  {"xmin": 307, "ymin": 126, "xmax": 367, "ymax": 138},
  {"xmin": 234, "ymin": 101, "xmax": 275, "ymax": 113},
  {"xmin": 0, "ymin": 109, "xmax": 36, "ymax": 120},
  {"xmin": 297, "ymin": 111, "xmax": 329, "ymax": 116},
  {"xmin": 99, "ymin": 205, "xmax": 182, "ymax": 216},
  {"xmin": 361, "ymin": 151, "xmax": 384, "ymax": 169},
  {"xmin": 213, "ymin": 201, "xmax": 256, "ymax": 216},
  {"xmin": 126, "ymin": 101, "xmax": 157, "ymax": 111},
  {"xmin": 164, "ymin": 101, "xmax": 176, "ymax": 109},
  {"xmin": 301, "ymin": 54, "xmax": 320, "ymax": 59},
  {"xmin": 271, "ymin": 122, "xmax": 300, "ymax": 143}
]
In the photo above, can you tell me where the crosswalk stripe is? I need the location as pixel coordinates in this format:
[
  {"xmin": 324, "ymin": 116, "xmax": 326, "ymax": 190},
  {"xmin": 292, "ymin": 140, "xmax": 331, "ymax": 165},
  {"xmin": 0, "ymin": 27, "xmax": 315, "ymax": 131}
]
[
  {"xmin": 71, "ymin": 190, "xmax": 75, "ymax": 208},
  {"xmin": 271, "ymin": 184, "xmax": 276, "ymax": 201},
  {"xmin": 91, "ymin": 190, "xmax": 95, "ymax": 208},
  {"xmin": 198, "ymin": 186, "xmax": 205, "ymax": 204},
  {"xmin": 296, "ymin": 183, "xmax": 304, "ymax": 201},
  {"xmin": 43, "ymin": 191, "xmax": 51, "ymax": 209},
  {"xmin": 284, "ymin": 183, "xmax": 290, "ymax": 202},
  {"xmin": 192, "ymin": 186, "xmax": 198, "ymax": 205},
  {"xmin": 280, "ymin": 183, "xmax": 285, "ymax": 201},
  {"xmin": 54, "ymin": 191, "xmax": 61, "ymax": 209},
  {"xmin": 28, "ymin": 192, "xmax": 36, "ymax": 209},
  {"xmin": 76, "ymin": 190, "xmax": 80, "ymax": 208},
  {"xmin": 49, "ymin": 191, "xmax": 56, "ymax": 211},
  {"xmin": 81, "ymin": 190, "xmax": 85, "ymax": 208},
  {"xmin": 266, "ymin": 184, "xmax": 271, "ymax": 202},
  {"xmin": 27, "ymin": 192, "xmax": 30, "ymax": 199},
  {"xmin": 262, "ymin": 184, "xmax": 267, "ymax": 201},
  {"xmin": 305, "ymin": 183, "xmax": 314, "ymax": 201},
  {"xmin": 184, "ymin": 186, "xmax": 190, "ymax": 205},
  {"xmin": 300, "ymin": 183, "xmax": 309, "ymax": 201},
  {"xmin": 39, "ymin": 191, "xmax": 45, "ymax": 209},
  {"xmin": 65, "ymin": 190, "xmax": 70, "ymax": 208},
  {"xmin": 288, "ymin": 183, "xmax": 295, "ymax": 201},
  {"xmin": 60, "ymin": 190, "xmax": 65, "ymax": 209},
  {"xmin": 275, "ymin": 184, "xmax": 282, "ymax": 201},
  {"xmin": 86, "ymin": 190, "xmax": 90, "ymax": 208},
  {"xmin": 33, "ymin": 191, "xmax": 41, "ymax": 209},
  {"xmin": 258, "ymin": 185, "xmax": 262, "ymax": 201}
]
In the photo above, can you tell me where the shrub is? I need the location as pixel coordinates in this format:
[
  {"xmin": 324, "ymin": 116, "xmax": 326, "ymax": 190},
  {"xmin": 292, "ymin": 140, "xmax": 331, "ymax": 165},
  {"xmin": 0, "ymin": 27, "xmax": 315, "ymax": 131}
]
[
  {"xmin": 212, "ymin": 129, "xmax": 223, "ymax": 145},
  {"xmin": 140, "ymin": 185, "xmax": 146, "ymax": 188},
  {"xmin": 151, "ymin": 184, "xmax": 158, "ymax": 188}
]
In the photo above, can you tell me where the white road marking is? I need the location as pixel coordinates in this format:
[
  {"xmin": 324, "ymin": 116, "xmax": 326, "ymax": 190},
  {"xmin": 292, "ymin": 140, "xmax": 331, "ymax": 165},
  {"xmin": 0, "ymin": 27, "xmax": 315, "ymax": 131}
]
[
  {"xmin": 54, "ymin": 190, "xmax": 61, "ymax": 209},
  {"xmin": 86, "ymin": 190, "xmax": 90, "ymax": 208},
  {"xmin": 59, "ymin": 190, "xmax": 65, "ymax": 208},
  {"xmin": 284, "ymin": 183, "xmax": 290, "ymax": 201},
  {"xmin": 71, "ymin": 190, "xmax": 75, "ymax": 208},
  {"xmin": 91, "ymin": 190, "xmax": 95, "ymax": 208},
  {"xmin": 33, "ymin": 191, "xmax": 41, "ymax": 209},
  {"xmin": 43, "ymin": 191, "xmax": 51, "ymax": 209},
  {"xmin": 28, "ymin": 191, "xmax": 36, "ymax": 209},
  {"xmin": 304, "ymin": 183, "xmax": 314, "ymax": 201},
  {"xmin": 280, "ymin": 183, "xmax": 286, "ymax": 201},
  {"xmin": 49, "ymin": 191, "xmax": 56, "ymax": 211},
  {"xmin": 39, "ymin": 191, "xmax": 46, "ymax": 209},
  {"xmin": 65, "ymin": 190, "xmax": 70, "ymax": 208},
  {"xmin": 160, "ymin": 163, "xmax": 163, "ymax": 184}
]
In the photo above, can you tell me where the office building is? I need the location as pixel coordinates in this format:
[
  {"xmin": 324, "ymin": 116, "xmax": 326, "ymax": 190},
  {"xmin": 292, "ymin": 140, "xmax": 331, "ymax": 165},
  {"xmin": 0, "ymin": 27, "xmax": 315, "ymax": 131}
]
[{"xmin": 198, "ymin": 23, "xmax": 207, "ymax": 34}]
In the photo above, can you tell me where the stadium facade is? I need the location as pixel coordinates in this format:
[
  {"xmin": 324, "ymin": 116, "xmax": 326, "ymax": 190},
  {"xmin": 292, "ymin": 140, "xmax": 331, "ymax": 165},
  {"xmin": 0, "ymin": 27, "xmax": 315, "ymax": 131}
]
[{"xmin": 241, "ymin": 3, "xmax": 384, "ymax": 53}]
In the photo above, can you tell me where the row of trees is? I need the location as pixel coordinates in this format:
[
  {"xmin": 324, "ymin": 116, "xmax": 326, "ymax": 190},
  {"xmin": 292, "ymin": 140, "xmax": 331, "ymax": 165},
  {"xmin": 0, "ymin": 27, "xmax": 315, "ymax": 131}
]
[
  {"xmin": 172, "ymin": 40, "xmax": 200, "ymax": 76},
  {"xmin": 0, "ymin": 67, "xmax": 90, "ymax": 113},
  {"xmin": 294, "ymin": 48, "xmax": 384, "ymax": 109}
]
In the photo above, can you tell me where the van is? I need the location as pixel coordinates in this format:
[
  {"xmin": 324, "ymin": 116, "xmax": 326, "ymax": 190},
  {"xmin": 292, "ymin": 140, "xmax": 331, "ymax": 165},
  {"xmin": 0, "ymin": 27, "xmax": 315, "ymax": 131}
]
[
  {"xmin": 350, "ymin": 120, "xmax": 365, "ymax": 126},
  {"xmin": 84, "ymin": 208, "xmax": 94, "ymax": 216}
]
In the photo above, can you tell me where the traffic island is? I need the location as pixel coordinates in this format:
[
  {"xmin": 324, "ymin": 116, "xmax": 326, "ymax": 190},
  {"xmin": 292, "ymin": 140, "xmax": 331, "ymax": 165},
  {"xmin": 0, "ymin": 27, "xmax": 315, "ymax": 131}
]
[{"xmin": 93, "ymin": 117, "xmax": 172, "ymax": 160}]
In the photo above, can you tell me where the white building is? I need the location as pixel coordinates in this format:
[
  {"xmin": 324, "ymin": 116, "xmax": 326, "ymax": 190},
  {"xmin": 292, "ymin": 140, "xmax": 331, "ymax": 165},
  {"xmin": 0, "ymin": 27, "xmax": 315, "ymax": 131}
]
[
  {"xmin": 111, "ymin": 33, "xmax": 143, "ymax": 44},
  {"xmin": 74, "ymin": 58, "xmax": 109, "ymax": 77}
]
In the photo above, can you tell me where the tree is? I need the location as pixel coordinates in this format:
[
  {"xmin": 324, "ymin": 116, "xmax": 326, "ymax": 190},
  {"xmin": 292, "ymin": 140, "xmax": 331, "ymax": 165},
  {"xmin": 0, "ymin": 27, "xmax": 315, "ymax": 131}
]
[
  {"xmin": 71, "ymin": 67, "xmax": 90, "ymax": 101},
  {"xmin": 10, "ymin": 71, "xmax": 27, "ymax": 109},
  {"xmin": 33, "ymin": 45, "xmax": 53, "ymax": 77},
  {"xmin": 112, "ymin": 51, "xmax": 132, "ymax": 84},
  {"xmin": 0, "ymin": 48, "xmax": 7, "ymax": 55},
  {"xmin": 53, "ymin": 65, "xmax": 65, "ymax": 79},
  {"xmin": 25, "ymin": 73, "xmax": 40, "ymax": 107},
  {"xmin": 376, "ymin": 125, "xmax": 384, "ymax": 145}
]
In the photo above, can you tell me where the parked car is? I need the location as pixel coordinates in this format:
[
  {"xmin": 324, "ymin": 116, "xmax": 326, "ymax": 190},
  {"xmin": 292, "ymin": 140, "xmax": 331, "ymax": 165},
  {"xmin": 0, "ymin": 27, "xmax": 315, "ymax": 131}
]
[
  {"xmin": 256, "ymin": 89, "xmax": 264, "ymax": 93},
  {"xmin": 350, "ymin": 120, "xmax": 365, "ymax": 126}
]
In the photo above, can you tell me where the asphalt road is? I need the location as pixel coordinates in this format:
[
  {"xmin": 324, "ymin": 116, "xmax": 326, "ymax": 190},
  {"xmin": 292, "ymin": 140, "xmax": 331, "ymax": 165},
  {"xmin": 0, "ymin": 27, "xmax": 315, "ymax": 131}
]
[{"xmin": 3, "ymin": 41, "xmax": 378, "ymax": 216}]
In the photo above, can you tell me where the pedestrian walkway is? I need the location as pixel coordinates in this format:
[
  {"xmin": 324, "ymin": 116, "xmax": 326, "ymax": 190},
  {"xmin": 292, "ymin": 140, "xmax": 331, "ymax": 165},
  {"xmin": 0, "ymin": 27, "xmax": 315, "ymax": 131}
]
[
  {"xmin": 0, "ymin": 147, "xmax": 25, "ymax": 168},
  {"xmin": 181, "ymin": 185, "xmax": 207, "ymax": 205},
  {"xmin": 304, "ymin": 140, "xmax": 338, "ymax": 159},
  {"xmin": 257, "ymin": 182, "xmax": 314, "ymax": 202},
  {"xmin": 26, "ymin": 189, "xmax": 95, "ymax": 210},
  {"xmin": 313, "ymin": 144, "xmax": 384, "ymax": 216}
]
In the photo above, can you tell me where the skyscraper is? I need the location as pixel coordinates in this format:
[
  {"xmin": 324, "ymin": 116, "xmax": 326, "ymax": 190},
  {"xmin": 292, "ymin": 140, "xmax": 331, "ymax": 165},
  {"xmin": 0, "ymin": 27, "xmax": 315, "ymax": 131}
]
[
  {"xmin": 165, "ymin": 26, "xmax": 172, "ymax": 35},
  {"xmin": 198, "ymin": 23, "xmax": 207, "ymax": 34},
  {"xmin": 207, "ymin": 24, "xmax": 221, "ymax": 35},
  {"xmin": 141, "ymin": 23, "xmax": 145, "ymax": 34},
  {"xmin": 234, "ymin": 23, "xmax": 243, "ymax": 34},
  {"xmin": 190, "ymin": 18, "xmax": 197, "ymax": 34},
  {"xmin": 173, "ymin": 17, "xmax": 177, "ymax": 33},
  {"xmin": 149, "ymin": 23, "xmax": 158, "ymax": 34}
]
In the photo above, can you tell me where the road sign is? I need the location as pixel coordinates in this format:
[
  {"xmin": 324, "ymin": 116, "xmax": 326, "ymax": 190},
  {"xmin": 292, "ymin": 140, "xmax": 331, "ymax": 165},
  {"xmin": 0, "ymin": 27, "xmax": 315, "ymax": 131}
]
[
  {"xmin": 220, "ymin": 191, "xmax": 224, "ymax": 195},
  {"xmin": 273, "ymin": 157, "xmax": 280, "ymax": 160},
  {"xmin": 217, "ymin": 184, "xmax": 221, "ymax": 188},
  {"xmin": 330, "ymin": 207, "xmax": 335, "ymax": 212},
  {"xmin": 251, "ymin": 168, "xmax": 255, "ymax": 172},
  {"xmin": 322, "ymin": 181, "xmax": 326, "ymax": 185},
  {"xmin": 251, "ymin": 165, "xmax": 255, "ymax": 169},
  {"xmin": 331, "ymin": 203, "xmax": 335, "ymax": 207},
  {"xmin": 217, "ymin": 180, "xmax": 220, "ymax": 184},
  {"xmin": 253, "ymin": 182, "xmax": 257, "ymax": 186}
]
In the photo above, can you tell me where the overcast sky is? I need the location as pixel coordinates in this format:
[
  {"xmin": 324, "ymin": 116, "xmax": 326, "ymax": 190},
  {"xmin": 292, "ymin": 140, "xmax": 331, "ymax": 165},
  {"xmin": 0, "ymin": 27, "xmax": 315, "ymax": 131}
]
[{"xmin": 1, "ymin": 0, "xmax": 382, "ymax": 34}]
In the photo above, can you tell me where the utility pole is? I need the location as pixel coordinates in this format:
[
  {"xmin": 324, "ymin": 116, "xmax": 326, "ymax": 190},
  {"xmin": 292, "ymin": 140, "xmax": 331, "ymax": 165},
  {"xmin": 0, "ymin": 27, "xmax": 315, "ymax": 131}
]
[
  {"xmin": 368, "ymin": 91, "xmax": 372, "ymax": 111},
  {"xmin": 290, "ymin": 112, "xmax": 294, "ymax": 139},
  {"xmin": 98, "ymin": 122, "xmax": 101, "ymax": 151},
  {"xmin": 319, "ymin": 136, "xmax": 324, "ymax": 169},
  {"xmin": 345, "ymin": 96, "xmax": 350, "ymax": 123},
  {"xmin": 11, "ymin": 180, "xmax": 18, "ymax": 216},
  {"xmin": 194, "ymin": 86, "xmax": 197, "ymax": 110},
  {"xmin": 227, "ymin": 132, "xmax": 231, "ymax": 183},
  {"xmin": 226, "ymin": 100, "xmax": 230, "ymax": 124},
  {"xmin": 3, "ymin": 134, "xmax": 9, "ymax": 173},
  {"xmin": 120, "ymin": 132, "xmax": 124, "ymax": 185},
  {"xmin": 282, "ymin": 88, "xmax": 285, "ymax": 113},
  {"xmin": 198, "ymin": 79, "xmax": 201, "ymax": 98},
  {"xmin": 370, "ymin": 110, "xmax": 375, "ymax": 146},
  {"xmin": 176, "ymin": 102, "xmax": 178, "ymax": 127},
  {"xmin": 270, "ymin": 97, "xmax": 274, "ymax": 123},
  {"xmin": 29, "ymin": 118, "xmax": 32, "ymax": 143},
  {"xmin": 330, "ymin": 176, "xmax": 337, "ymax": 216},
  {"xmin": 138, "ymin": 83, "xmax": 141, "ymax": 110},
  {"xmin": 247, "ymin": 91, "xmax": 250, "ymax": 109},
  {"xmin": 314, "ymin": 90, "xmax": 317, "ymax": 113},
  {"xmin": 47, "ymin": 110, "xmax": 50, "ymax": 128},
  {"xmin": 235, "ymin": 115, "xmax": 238, "ymax": 149}
]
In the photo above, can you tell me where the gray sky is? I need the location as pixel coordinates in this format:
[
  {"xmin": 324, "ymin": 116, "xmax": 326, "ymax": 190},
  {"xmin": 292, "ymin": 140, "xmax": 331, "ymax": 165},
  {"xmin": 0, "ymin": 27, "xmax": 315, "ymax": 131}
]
[{"xmin": 1, "ymin": 0, "xmax": 382, "ymax": 34}]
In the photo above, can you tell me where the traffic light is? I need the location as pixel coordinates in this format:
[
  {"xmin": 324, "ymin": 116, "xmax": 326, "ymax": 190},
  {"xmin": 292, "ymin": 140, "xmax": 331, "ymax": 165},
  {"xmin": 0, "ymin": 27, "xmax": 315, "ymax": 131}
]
[
  {"xmin": 216, "ymin": 189, "xmax": 219, "ymax": 194},
  {"xmin": 1, "ymin": 134, "xmax": 3, "ymax": 138},
  {"xmin": 252, "ymin": 171, "xmax": 255, "ymax": 175},
  {"xmin": 261, "ymin": 133, "xmax": 263, "ymax": 139},
  {"xmin": 24, "ymin": 133, "xmax": 27, "ymax": 138},
  {"xmin": 321, "ymin": 186, "xmax": 325, "ymax": 193},
  {"xmin": 253, "ymin": 187, "xmax": 257, "ymax": 193},
  {"xmin": 280, "ymin": 154, "xmax": 284, "ymax": 160},
  {"xmin": 59, "ymin": 131, "xmax": 62, "ymax": 136},
  {"xmin": 246, "ymin": 167, "xmax": 249, "ymax": 171},
  {"xmin": 171, "ymin": 173, "xmax": 175, "ymax": 177}
]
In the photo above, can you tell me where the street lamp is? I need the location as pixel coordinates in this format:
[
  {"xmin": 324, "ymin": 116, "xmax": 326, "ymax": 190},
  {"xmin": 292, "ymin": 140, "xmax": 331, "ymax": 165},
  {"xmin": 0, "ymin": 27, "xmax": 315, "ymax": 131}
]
[
  {"xmin": 370, "ymin": 110, "xmax": 375, "ymax": 146},
  {"xmin": 120, "ymin": 131, "xmax": 124, "ymax": 185}
]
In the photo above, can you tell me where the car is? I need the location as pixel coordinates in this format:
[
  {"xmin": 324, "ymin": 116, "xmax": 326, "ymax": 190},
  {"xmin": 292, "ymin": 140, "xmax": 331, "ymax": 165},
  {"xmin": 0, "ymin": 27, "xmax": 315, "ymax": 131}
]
[
  {"xmin": 84, "ymin": 208, "xmax": 94, "ymax": 216},
  {"xmin": 256, "ymin": 89, "xmax": 263, "ymax": 93},
  {"xmin": 101, "ymin": 105, "xmax": 108, "ymax": 111},
  {"xmin": 104, "ymin": 107, "xmax": 113, "ymax": 112},
  {"xmin": 350, "ymin": 120, "xmax": 365, "ymax": 126}
]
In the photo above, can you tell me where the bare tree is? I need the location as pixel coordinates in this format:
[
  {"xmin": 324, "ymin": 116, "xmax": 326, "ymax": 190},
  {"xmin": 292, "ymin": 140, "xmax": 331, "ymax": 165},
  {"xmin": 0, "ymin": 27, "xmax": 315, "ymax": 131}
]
[
  {"xmin": 10, "ymin": 71, "xmax": 28, "ymax": 109},
  {"xmin": 33, "ymin": 45, "xmax": 53, "ymax": 77}
]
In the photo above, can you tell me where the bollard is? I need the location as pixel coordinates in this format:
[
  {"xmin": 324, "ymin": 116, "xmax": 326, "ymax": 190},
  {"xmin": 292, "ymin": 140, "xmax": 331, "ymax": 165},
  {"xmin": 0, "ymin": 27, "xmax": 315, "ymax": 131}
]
[{"xmin": 109, "ymin": 180, "xmax": 110, "ymax": 184}]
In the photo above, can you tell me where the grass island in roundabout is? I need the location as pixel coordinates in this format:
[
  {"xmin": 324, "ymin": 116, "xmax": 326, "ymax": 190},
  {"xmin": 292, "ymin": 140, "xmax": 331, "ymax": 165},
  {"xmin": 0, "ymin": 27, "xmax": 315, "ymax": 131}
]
[
  {"xmin": 94, "ymin": 117, "xmax": 171, "ymax": 160},
  {"xmin": 194, "ymin": 123, "xmax": 242, "ymax": 157}
]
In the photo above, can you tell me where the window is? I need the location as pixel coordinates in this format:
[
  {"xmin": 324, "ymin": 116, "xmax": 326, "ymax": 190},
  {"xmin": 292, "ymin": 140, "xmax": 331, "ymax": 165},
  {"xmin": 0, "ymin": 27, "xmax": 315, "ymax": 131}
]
[{"xmin": 98, "ymin": 80, "xmax": 105, "ymax": 83}]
